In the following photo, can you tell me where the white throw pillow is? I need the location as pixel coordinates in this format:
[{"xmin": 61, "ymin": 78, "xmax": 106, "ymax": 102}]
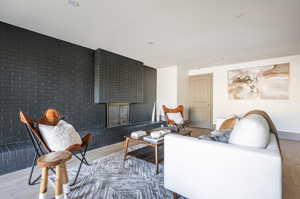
[
  {"xmin": 166, "ymin": 112, "xmax": 184, "ymax": 124},
  {"xmin": 39, "ymin": 120, "xmax": 82, "ymax": 151},
  {"xmin": 229, "ymin": 114, "xmax": 270, "ymax": 148}
]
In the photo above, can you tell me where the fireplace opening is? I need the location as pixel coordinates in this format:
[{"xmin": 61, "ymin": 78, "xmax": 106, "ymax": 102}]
[{"xmin": 107, "ymin": 103, "xmax": 130, "ymax": 128}]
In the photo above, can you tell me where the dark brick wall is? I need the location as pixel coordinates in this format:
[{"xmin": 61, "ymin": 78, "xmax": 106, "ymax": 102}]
[
  {"xmin": 0, "ymin": 21, "xmax": 158, "ymax": 175},
  {"xmin": 94, "ymin": 49, "xmax": 144, "ymax": 103},
  {"xmin": 0, "ymin": 21, "xmax": 106, "ymax": 145},
  {"xmin": 130, "ymin": 66, "xmax": 157, "ymax": 122},
  {"xmin": 0, "ymin": 21, "xmax": 157, "ymax": 146}
]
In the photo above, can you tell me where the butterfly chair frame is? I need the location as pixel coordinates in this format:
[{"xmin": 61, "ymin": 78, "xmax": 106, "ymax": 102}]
[
  {"xmin": 162, "ymin": 105, "xmax": 190, "ymax": 131},
  {"xmin": 19, "ymin": 109, "xmax": 92, "ymax": 186}
]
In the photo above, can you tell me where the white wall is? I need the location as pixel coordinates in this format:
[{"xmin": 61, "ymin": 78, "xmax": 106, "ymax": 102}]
[
  {"xmin": 157, "ymin": 66, "xmax": 178, "ymax": 119},
  {"xmin": 157, "ymin": 65, "xmax": 190, "ymax": 120},
  {"xmin": 177, "ymin": 67, "xmax": 190, "ymax": 119},
  {"xmin": 189, "ymin": 55, "xmax": 300, "ymax": 134}
]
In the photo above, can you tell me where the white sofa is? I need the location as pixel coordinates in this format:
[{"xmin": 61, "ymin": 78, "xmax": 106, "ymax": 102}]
[{"xmin": 164, "ymin": 133, "xmax": 282, "ymax": 199}]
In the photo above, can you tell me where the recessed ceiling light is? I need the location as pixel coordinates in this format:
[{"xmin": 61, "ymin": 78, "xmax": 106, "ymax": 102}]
[{"xmin": 68, "ymin": 0, "xmax": 80, "ymax": 7}]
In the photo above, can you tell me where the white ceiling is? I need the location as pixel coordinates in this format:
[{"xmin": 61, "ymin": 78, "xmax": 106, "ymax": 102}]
[{"xmin": 0, "ymin": 0, "xmax": 299, "ymax": 69}]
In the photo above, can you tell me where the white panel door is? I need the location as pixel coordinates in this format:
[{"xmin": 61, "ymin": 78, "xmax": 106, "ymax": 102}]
[{"xmin": 189, "ymin": 74, "xmax": 212, "ymax": 129}]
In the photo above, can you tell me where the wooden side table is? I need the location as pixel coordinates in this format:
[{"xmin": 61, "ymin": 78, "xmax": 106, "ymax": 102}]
[
  {"xmin": 37, "ymin": 151, "xmax": 72, "ymax": 199},
  {"xmin": 123, "ymin": 128, "xmax": 191, "ymax": 175}
]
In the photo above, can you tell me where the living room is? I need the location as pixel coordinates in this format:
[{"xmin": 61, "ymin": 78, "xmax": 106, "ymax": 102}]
[{"xmin": 0, "ymin": 1, "xmax": 299, "ymax": 199}]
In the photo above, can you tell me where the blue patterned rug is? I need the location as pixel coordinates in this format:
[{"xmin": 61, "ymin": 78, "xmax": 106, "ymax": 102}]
[{"xmin": 50, "ymin": 145, "xmax": 185, "ymax": 199}]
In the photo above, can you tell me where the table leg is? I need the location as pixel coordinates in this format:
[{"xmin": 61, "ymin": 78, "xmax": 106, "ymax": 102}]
[
  {"xmin": 61, "ymin": 163, "xmax": 70, "ymax": 194},
  {"xmin": 123, "ymin": 138, "xmax": 129, "ymax": 161},
  {"xmin": 173, "ymin": 192, "xmax": 179, "ymax": 199},
  {"xmin": 55, "ymin": 164, "xmax": 64, "ymax": 199},
  {"xmin": 39, "ymin": 167, "xmax": 48, "ymax": 199},
  {"xmin": 155, "ymin": 144, "xmax": 159, "ymax": 174}
]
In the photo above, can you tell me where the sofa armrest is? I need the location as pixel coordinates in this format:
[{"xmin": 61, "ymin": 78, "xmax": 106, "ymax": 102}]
[{"xmin": 164, "ymin": 134, "xmax": 282, "ymax": 199}]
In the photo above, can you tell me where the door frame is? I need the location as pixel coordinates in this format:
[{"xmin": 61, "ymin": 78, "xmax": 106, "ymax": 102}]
[{"xmin": 188, "ymin": 73, "xmax": 213, "ymax": 129}]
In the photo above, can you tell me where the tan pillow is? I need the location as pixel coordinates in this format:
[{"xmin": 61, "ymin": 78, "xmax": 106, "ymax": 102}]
[{"xmin": 219, "ymin": 117, "xmax": 238, "ymax": 131}]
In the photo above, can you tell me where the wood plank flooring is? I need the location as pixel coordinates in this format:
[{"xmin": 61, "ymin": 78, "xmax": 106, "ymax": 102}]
[
  {"xmin": 281, "ymin": 139, "xmax": 300, "ymax": 199},
  {"xmin": 0, "ymin": 129, "xmax": 299, "ymax": 199},
  {"xmin": 0, "ymin": 142, "xmax": 125, "ymax": 199}
]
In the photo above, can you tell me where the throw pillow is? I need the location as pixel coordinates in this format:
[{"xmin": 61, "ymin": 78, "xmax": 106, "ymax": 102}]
[
  {"xmin": 198, "ymin": 133, "xmax": 231, "ymax": 143},
  {"xmin": 166, "ymin": 112, "xmax": 184, "ymax": 124},
  {"xmin": 39, "ymin": 120, "xmax": 82, "ymax": 151},
  {"xmin": 229, "ymin": 114, "xmax": 270, "ymax": 148},
  {"xmin": 211, "ymin": 129, "xmax": 232, "ymax": 136}
]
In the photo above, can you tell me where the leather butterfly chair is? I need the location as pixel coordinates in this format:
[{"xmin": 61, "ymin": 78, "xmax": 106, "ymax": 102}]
[
  {"xmin": 19, "ymin": 109, "xmax": 92, "ymax": 186},
  {"xmin": 162, "ymin": 105, "xmax": 190, "ymax": 130}
]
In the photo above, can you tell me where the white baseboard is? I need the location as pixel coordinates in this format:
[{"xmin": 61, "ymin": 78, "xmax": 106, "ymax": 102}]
[{"xmin": 278, "ymin": 131, "xmax": 300, "ymax": 141}]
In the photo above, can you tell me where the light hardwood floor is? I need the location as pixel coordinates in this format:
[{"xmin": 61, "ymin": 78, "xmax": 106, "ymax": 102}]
[
  {"xmin": 281, "ymin": 139, "xmax": 300, "ymax": 199},
  {"xmin": 0, "ymin": 129, "xmax": 299, "ymax": 199},
  {"xmin": 0, "ymin": 142, "xmax": 125, "ymax": 199}
]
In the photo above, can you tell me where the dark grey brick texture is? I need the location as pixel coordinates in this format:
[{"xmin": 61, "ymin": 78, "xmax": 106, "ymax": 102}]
[
  {"xmin": 0, "ymin": 21, "xmax": 158, "ymax": 175},
  {"xmin": 0, "ymin": 21, "xmax": 106, "ymax": 145}
]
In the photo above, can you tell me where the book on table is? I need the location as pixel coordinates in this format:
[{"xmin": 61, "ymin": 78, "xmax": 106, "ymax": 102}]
[
  {"xmin": 130, "ymin": 131, "xmax": 147, "ymax": 139},
  {"xmin": 143, "ymin": 136, "xmax": 164, "ymax": 144}
]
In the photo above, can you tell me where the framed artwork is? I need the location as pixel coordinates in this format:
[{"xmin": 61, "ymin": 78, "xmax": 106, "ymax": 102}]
[{"xmin": 228, "ymin": 63, "xmax": 290, "ymax": 100}]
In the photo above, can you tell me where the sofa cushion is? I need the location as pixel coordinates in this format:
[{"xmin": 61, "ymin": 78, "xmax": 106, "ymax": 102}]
[
  {"xmin": 198, "ymin": 129, "xmax": 232, "ymax": 143},
  {"xmin": 166, "ymin": 112, "xmax": 184, "ymax": 124},
  {"xmin": 39, "ymin": 120, "xmax": 82, "ymax": 151},
  {"xmin": 198, "ymin": 133, "xmax": 231, "ymax": 143},
  {"xmin": 229, "ymin": 114, "xmax": 270, "ymax": 148}
]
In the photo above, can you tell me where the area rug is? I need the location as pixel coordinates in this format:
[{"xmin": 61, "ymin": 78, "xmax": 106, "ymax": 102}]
[{"xmin": 50, "ymin": 145, "xmax": 185, "ymax": 199}]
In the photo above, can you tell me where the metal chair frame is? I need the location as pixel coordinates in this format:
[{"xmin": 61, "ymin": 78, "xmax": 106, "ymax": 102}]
[
  {"xmin": 19, "ymin": 110, "xmax": 92, "ymax": 186},
  {"xmin": 162, "ymin": 105, "xmax": 190, "ymax": 131},
  {"xmin": 23, "ymin": 121, "xmax": 56, "ymax": 185}
]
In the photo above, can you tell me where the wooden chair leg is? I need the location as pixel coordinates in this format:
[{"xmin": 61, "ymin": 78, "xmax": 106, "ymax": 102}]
[
  {"xmin": 123, "ymin": 138, "xmax": 129, "ymax": 161},
  {"xmin": 61, "ymin": 163, "xmax": 70, "ymax": 194},
  {"xmin": 55, "ymin": 164, "xmax": 64, "ymax": 199},
  {"xmin": 39, "ymin": 167, "xmax": 48, "ymax": 199},
  {"xmin": 173, "ymin": 192, "xmax": 179, "ymax": 199},
  {"xmin": 155, "ymin": 145, "xmax": 159, "ymax": 174}
]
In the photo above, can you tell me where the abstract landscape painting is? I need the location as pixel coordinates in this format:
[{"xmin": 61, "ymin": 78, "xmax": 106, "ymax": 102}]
[{"xmin": 228, "ymin": 63, "xmax": 289, "ymax": 100}]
